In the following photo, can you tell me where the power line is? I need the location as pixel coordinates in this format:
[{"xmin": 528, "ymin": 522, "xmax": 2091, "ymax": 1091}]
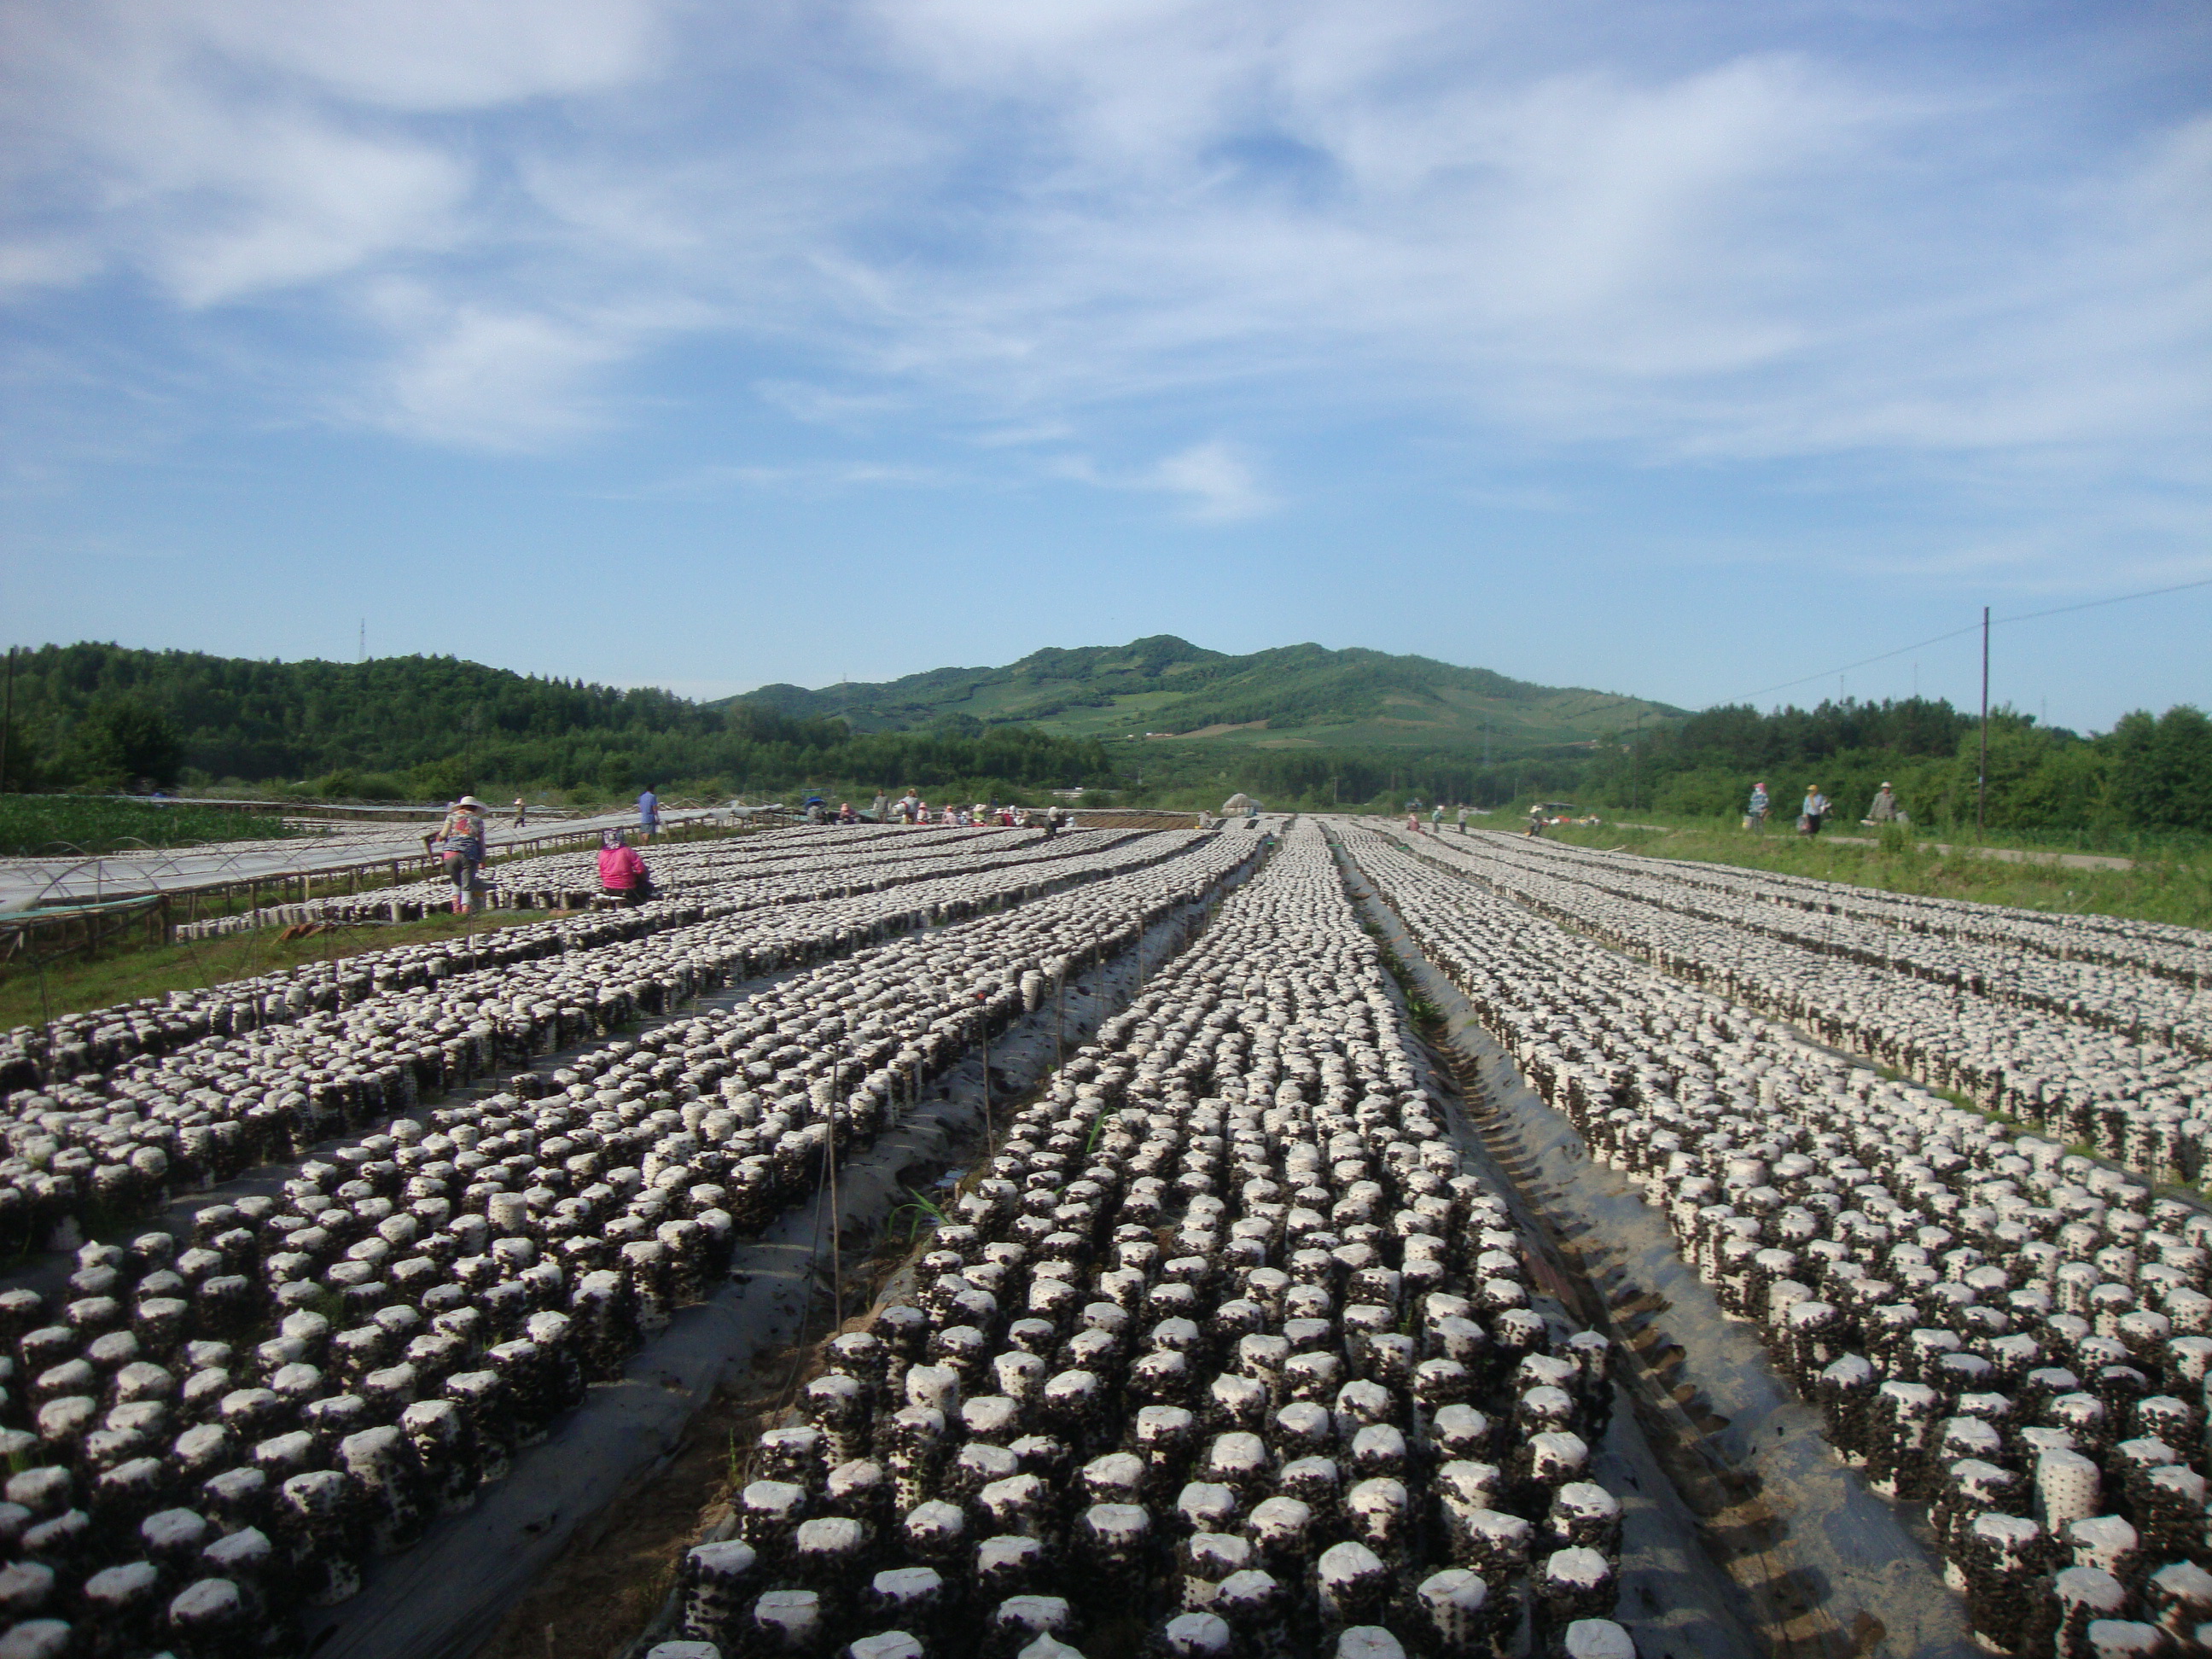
[
  {"xmin": 1994, "ymin": 573, "xmax": 2212, "ymax": 628},
  {"xmin": 1738, "ymin": 624, "xmax": 1978, "ymax": 701},
  {"xmin": 1730, "ymin": 573, "xmax": 2212, "ymax": 707}
]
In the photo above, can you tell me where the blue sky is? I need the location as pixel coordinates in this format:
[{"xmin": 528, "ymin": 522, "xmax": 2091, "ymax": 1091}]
[{"xmin": 3, "ymin": 0, "xmax": 2206, "ymax": 731}]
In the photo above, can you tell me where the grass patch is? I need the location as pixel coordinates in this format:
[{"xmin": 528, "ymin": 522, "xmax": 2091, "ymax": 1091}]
[
  {"xmin": 0, "ymin": 795, "xmax": 307, "ymax": 859},
  {"xmin": 0, "ymin": 910, "xmax": 544, "ymax": 1031},
  {"xmin": 1539, "ymin": 821, "xmax": 2212, "ymax": 931}
]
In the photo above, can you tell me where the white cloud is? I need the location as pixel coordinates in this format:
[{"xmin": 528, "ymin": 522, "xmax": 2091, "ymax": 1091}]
[
  {"xmin": 0, "ymin": 0, "xmax": 2203, "ymax": 507},
  {"xmin": 0, "ymin": 235, "xmax": 99, "ymax": 297},
  {"xmin": 154, "ymin": 119, "xmax": 472, "ymax": 307},
  {"xmin": 628, "ymin": 459, "xmax": 950, "ymax": 498},
  {"xmin": 1045, "ymin": 439, "xmax": 1277, "ymax": 521},
  {"xmin": 363, "ymin": 299, "xmax": 632, "ymax": 449},
  {"xmin": 1143, "ymin": 440, "xmax": 1276, "ymax": 521},
  {"xmin": 754, "ymin": 381, "xmax": 909, "ymax": 427},
  {"xmin": 188, "ymin": 0, "xmax": 672, "ymax": 110}
]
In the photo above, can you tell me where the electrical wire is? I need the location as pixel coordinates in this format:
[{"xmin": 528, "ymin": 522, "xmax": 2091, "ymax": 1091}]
[{"xmin": 1732, "ymin": 573, "xmax": 2212, "ymax": 705}]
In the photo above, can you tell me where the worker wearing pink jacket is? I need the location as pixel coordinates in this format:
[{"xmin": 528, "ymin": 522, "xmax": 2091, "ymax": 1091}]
[{"xmin": 597, "ymin": 830, "xmax": 655, "ymax": 907}]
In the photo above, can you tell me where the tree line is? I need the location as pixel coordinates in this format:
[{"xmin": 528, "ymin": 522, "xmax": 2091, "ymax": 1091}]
[
  {"xmin": 1580, "ymin": 697, "xmax": 2211, "ymax": 835},
  {"xmin": 0, "ymin": 643, "xmax": 1117, "ymax": 802}
]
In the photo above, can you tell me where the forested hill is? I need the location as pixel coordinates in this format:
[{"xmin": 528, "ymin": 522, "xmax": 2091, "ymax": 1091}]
[
  {"xmin": 0, "ymin": 643, "xmax": 1115, "ymax": 800},
  {"xmin": 734, "ymin": 634, "xmax": 1682, "ymax": 750},
  {"xmin": 5, "ymin": 642, "xmax": 2199, "ymax": 830}
]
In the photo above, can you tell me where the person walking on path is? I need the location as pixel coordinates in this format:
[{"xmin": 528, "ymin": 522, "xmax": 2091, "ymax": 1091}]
[
  {"xmin": 1866, "ymin": 782, "xmax": 1901, "ymax": 824},
  {"xmin": 436, "ymin": 796, "xmax": 489, "ymax": 913},
  {"xmin": 597, "ymin": 830, "xmax": 654, "ymax": 908},
  {"xmin": 1801, "ymin": 784, "xmax": 1831, "ymax": 836},
  {"xmin": 511, "ymin": 797, "xmax": 527, "ymax": 830},
  {"xmin": 1746, "ymin": 781, "xmax": 1769, "ymax": 832},
  {"xmin": 637, "ymin": 785, "xmax": 661, "ymax": 842},
  {"xmin": 1456, "ymin": 806, "xmax": 1469, "ymax": 835}
]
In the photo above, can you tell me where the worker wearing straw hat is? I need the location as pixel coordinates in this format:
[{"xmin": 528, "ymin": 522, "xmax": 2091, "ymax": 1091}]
[{"xmin": 436, "ymin": 796, "xmax": 490, "ymax": 912}]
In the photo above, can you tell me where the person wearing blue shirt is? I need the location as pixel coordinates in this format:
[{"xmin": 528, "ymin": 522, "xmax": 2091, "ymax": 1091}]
[
  {"xmin": 1747, "ymin": 781, "xmax": 1769, "ymax": 832},
  {"xmin": 637, "ymin": 786, "xmax": 661, "ymax": 842}
]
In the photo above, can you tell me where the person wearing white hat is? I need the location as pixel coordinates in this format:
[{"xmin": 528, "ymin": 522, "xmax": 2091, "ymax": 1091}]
[
  {"xmin": 435, "ymin": 796, "xmax": 489, "ymax": 913},
  {"xmin": 1867, "ymin": 781, "xmax": 1901, "ymax": 824}
]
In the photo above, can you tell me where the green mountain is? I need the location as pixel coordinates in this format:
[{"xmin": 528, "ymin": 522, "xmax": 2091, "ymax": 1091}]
[{"xmin": 731, "ymin": 635, "xmax": 1682, "ymax": 753}]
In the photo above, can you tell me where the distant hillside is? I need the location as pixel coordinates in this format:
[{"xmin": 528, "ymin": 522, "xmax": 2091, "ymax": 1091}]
[{"xmin": 732, "ymin": 635, "xmax": 1681, "ymax": 753}]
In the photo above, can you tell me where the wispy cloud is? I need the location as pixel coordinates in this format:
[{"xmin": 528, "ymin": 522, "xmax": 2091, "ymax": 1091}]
[
  {"xmin": 0, "ymin": 0, "xmax": 2204, "ymax": 559},
  {"xmin": 754, "ymin": 381, "xmax": 910, "ymax": 427},
  {"xmin": 1044, "ymin": 439, "xmax": 1277, "ymax": 522},
  {"xmin": 1142, "ymin": 440, "xmax": 1277, "ymax": 521},
  {"xmin": 625, "ymin": 459, "xmax": 951, "ymax": 499}
]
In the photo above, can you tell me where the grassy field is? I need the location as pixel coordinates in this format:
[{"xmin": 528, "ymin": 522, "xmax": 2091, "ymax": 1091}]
[
  {"xmin": 0, "ymin": 910, "xmax": 544, "ymax": 1031},
  {"xmin": 0, "ymin": 795, "xmax": 306, "ymax": 858},
  {"xmin": 1532, "ymin": 819, "xmax": 2212, "ymax": 931}
]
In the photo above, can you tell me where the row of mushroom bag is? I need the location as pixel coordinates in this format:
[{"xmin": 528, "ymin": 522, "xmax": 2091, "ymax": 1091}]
[
  {"xmin": 0, "ymin": 828, "xmax": 1265, "ymax": 1658},
  {"xmin": 0, "ymin": 826, "xmax": 1221, "ymax": 1254},
  {"xmin": 1344, "ymin": 824, "xmax": 2212, "ymax": 1657},
  {"xmin": 658, "ymin": 823, "xmax": 1638, "ymax": 1659},
  {"xmin": 1459, "ymin": 824, "xmax": 2208, "ymax": 985},
  {"xmin": 174, "ymin": 823, "xmax": 1137, "ymax": 938},
  {"xmin": 1376, "ymin": 827, "xmax": 2210, "ymax": 1185}
]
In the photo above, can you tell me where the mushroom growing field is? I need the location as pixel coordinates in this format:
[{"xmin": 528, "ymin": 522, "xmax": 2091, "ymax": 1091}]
[
  {"xmin": 1334, "ymin": 821, "xmax": 2212, "ymax": 1657},
  {"xmin": 1, "ymin": 812, "xmax": 2205, "ymax": 1659}
]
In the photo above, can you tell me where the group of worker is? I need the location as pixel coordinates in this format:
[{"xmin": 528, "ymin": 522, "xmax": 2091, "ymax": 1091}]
[
  {"xmin": 428, "ymin": 786, "xmax": 667, "ymax": 914},
  {"xmin": 1404, "ymin": 804, "xmax": 1475, "ymax": 835},
  {"xmin": 882, "ymin": 791, "xmax": 1068, "ymax": 833},
  {"xmin": 1746, "ymin": 780, "xmax": 1902, "ymax": 835},
  {"xmin": 428, "ymin": 782, "xmax": 1085, "ymax": 915}
]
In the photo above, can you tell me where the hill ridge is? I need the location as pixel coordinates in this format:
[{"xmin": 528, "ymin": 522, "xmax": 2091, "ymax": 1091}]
[{"xmin": 722, "ymin": 634, "xmax": 1682, "ymax": 753}]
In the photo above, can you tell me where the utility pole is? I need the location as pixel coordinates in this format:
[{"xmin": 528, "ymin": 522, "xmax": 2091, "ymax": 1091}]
[
  {"xmin": 1977, "ymin": 605, "xmax": 1990, "ymax": 834},
  {"xmin": 826, "ymin": 1045, "xmax": 844, "ymax": 1323},
  {"xmin": 0, "ymin": 646, "xmax": 14, "ymax": 795}
]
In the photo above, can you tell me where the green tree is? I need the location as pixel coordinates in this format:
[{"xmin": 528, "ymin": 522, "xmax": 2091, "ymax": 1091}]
[
  {"xmin": 0, "ymin": 717, "xmax": 42, "ymax": 792},
  {"xmin": 78, "ymin": 698, "xmax": 185, "ymax": 789},
  {"xmin": 2106, "ymin": 706, "xmax": 2212, "ymax": 830}
]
